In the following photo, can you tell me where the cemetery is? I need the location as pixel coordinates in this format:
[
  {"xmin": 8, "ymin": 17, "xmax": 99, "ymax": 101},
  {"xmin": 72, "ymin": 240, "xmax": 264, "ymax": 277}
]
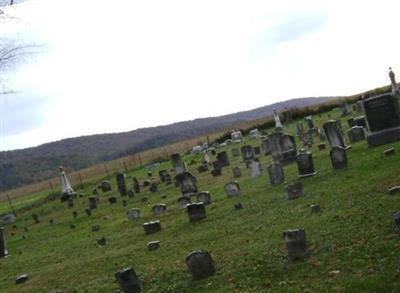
[{"xmin": 1, "ymin": 90, "xmax": 400, "ymax": 291}]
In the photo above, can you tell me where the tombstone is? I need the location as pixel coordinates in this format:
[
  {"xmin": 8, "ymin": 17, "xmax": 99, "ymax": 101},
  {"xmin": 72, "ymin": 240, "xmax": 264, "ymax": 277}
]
[
  {"xmin": 348, "ymin": 126, "xmax": 365, "ymax": 143},
  {"xmin": 286, "ymin": 182, "xmax": 304, "ymax": 200},
  {"xmin": 231, "ymin": 147, "xmax": 240, "ymax": 157},
  {"xmin": 232, "ymin": 166, "xmax": 242, "ymax": 178},
  {"xmin": 177, "ymin": 196, "xmax": 191, "ymax": 210},
  {"xmin": 175, "ymin": 172, "xmax": 198, "ymax": 195},
  {"xmin": 149, "ymin": 182, "xmax": 158, "ymax": 193},
  {"xmin": 254, "ymin": 146, "xmax": 261, "ymax": 156},
  {"xmin": 152, "ymin": 204, "xmax": 167, "ymax": 216},
  {"xmin": 261, "ymin": 138, "xmax": 271, "ymax": 156},
  {"xmin": 211, "ymin": 168, "xmax": 222, "ymax": 177},
  {"xmin": 133, "ymin": 178, "xmax": 141, "ymax": 193},
  {"xmin": 143, "ymin": 180, "xmax": 151, "ymax": 187},
  {"xmin": 225, "ymin": 182, "xmax": 240, "ymax": 197},
  {"xmin": 241, "ymin": 145, "xmax": 254, "ymax": 162},
  {"xmin": 363, "ymin": 93, "xmax": 400, "ymax": 146},
  {"xmin": 100, "ymin": 180, "xmax": 112, "ymax": 192},
  {"xmin": 116, "ymin": 173, "xmax": 127, "ymax": 196},
  {"xmin": 196, "ymin": 191, "xmax": 212, "ymax": 205},
  {"xmin": 15, "ymin": 274, "xmax": 29, "ymax": 284},
  {"xmin": 0, "ymin": 227, "xmax": 8, "ymax": 258},
  {"xmin": 186, "ymin": 250, "xmax": 216, "ymax": 279},
  {"xmin": 318, "ymin": 128, "xmax": 326, "ymax": 142},
  {"xmin": 323, "ymin": 120, "xmax": 349, "ymax": 149},
  {"xmin": 296, "ymin": 121, "xmax": 305, "ymax": 137},
  {"xmin": 147, "ymin": 241, "xmax": 160, "ymax": 251},
  {"xmin": 273, "ymin": 110, "xmax": 283, "ymax": 131},
  {"xmin": 394, "ymin": 212, "xmax": 400, "ymax": 228},
  {"xmin": 114, "ymin": 267, "xmax": 142, "ymax": 293},
  {"xmin": 267, "ymin": 162, "xmax": 284, "ymax": 186},
  {"xmin": 347, "ymin": 117, "xmax": 355, "ymax": 128},
  {"xmin": 268, "ymin": 132, "xmax": 297, "ymax": 163},
  {"xmin": 127, "ymin": 208, "xmax": 140, "ymax": 220},
  {"xmin": 187, "ymin": 203, "xmax": 207, "ymax": 222},
  {"xmin": 231, "ymin": 131, "xmax": 243, "ymax": 141},
  {"xmin": 212, "ymin": 160, "xmax": 221, "ymax": 170},
  {"xmin": 59, "ymin": 166, "xmax": 77, "ymax": 202},
  {"xmin": 310, "ymin": 204, "xmax": 320, "ymax": 213},
  {"xmin": 234, "ymin": 203, "xmax": 243, "ymax": 210},
  {"xmin": 2, "ymin": 213, "xmax": 16, "ymax": 225},
  {"xmin": 283, "ymin": 229, "xmax": 308, "ymax": 261},
  {"xmin": 143, "ymin": 221, "xmax": 161, "ymax": 235},
  {"xmin": 158, "ymin": 170, "xmax": 170, "ymax": 183},
  {"xmin": 84, "ymin": 207, "xmax": 92, "ymax": 216},
  {"xmin": 216, "ymin": 151, "xmax": 230, "ymax": 167},
  {"xmin": 317, "ymin": 143, "xmax": 326, "ymax": 150},
  {"xmin": 388, "ymin": 186, "xmax": 400, "ymax": 195},
  {"xmin": 32, "ymin": 214, "xmax": 40, "ymax": 224},
  {"xmin": 89, "ymin": 196, "xmax": 98, "ymax": 209},
  {"xmin": 296, "ymin": 152, "xmax": 317, "ymax": 178},
  {"xmin": 356, "ymin": 100, "xmax": 364, "ymax": 112},
  {"xmin": 249, "ymin": 160, "xmax": 261, "ymax": 178},
  {"xmin": 384, "ymin": 148, "xmax": 396, "ymax": 157},
  {"xmin": 305, "ymin": 116, "xmax": 315, "ymax": 132},
  {"xmin": 340, "ymin": 103, "xmax": 349, "ymax": 116},
  {"xmin": 97, "ymin": 237, "xmax": 107, "ymax": 246},
  {"xmin": 108, "ymin": 196, "xmax": 117, "ymax": 204},
  {"xmin": 353, "ymin": 115, "xmax": 367, "ymax": 128},
  {"xmin": 171, "ymin": 153, "xmax": 186, "ymax": 174},
  {"xmin": 197, "ymin": 164, "xmax": 208, "ymax": 173}
]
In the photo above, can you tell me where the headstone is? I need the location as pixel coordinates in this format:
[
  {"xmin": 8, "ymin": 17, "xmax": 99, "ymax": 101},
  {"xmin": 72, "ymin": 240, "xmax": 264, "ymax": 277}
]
[
  {"xmin": 354, "ymin": 115, "xmax": 367, "ymax": 128},
  {"xmin": 152, "ymin": 204, "xmax": 167, "ymax": 216},
  {"xmin": 318, "ymin": 128, "xmax": 326, "ymax": 142},
  {"xmin": 100, "ymin": 180, "xmax": 112, "ymax": 192},
  {"xmin": 234, "ymin": 203, "xmax": 243, "ymax": 210},
  {"xmin": 89, "ymin": 196, "xmax": 98, "ymax": 209},
  {"xmin": 363, "ymin": 93, "xmax": 400, "ymax": 146},
  {"xmin": 268, "ymin": 132, "xmax": 297, "ymax": 163},
  {"xmin": 143, "ymin": 221, "xmax": 161, "ymax": 235},
  {"xmin": 388, "ymin": 186, "xmax": 400, "ymax": 195},
  {"xmin": 186, "ymin": 250, "xmax": 216, "ymax": 279},
  {"xmin": 394, "ymin": 212, "xmax": 400, "ymax": 228},
  {"xmin": 2, "ymin": 213, "xmax": 16, "ymax": 225},
  {"xmin": 108, "ymin": 196, "xmax": 117, "ymax": 204},
  {"xmin": 143, "ymin": 180, "xmax": 151, "ymax": 187},
  {"xmin": 158, "ymin": 170, "xmax": 170, "ymax": 183},
  {"xmin": 211, "ymin": 168, "xmax": 222, "ymax": 177},
  {"xmin": 273, "ymin": 110, "xmax": 283, "ymax": 131},
  {"xmin": 197, "ymin": 163, "xmax": 209, "ymax": 173},
  {"xmin": 216, "ymin": 151, "xmax": 230, "ymax": 167},
  {"xmin": 232, "ymin": 166, "xmax": 242, "ymax": 178},
  {"xmin": 389, "ymin": 67, "xmax": 399, "ymax": 93},
  {"xmin": 267, "ymin": 162, "xmax": 284, "ymax": 186},
  {"xmin": 97, "ymin": 237, "xmax": 107, "ymax": 246},
  {"xmin": 348, "ymin": 126, "xmax": 365, "ymax": 143},
  {"xmin": 114, "ymin": 267, "xmax": 142, "ymax": 293},
  {"xmin": 283, "ymin": 229, "xmax": 308, "ymax": 261},
  {"xmin": 231, "ymin": 148, "xmax": 240, "ymax": 157},
  {"xmin": 133, "ymin": 177, "xmax": 141, "ymax": 193},
  {"xmin": 149, "ymin": 182, "xmax": 158, "ymax": 193},
  {"xmin": 0, "ymin": 227, "xmax": 8, "ymax": 257},
  {"xmin": 348, "ymin": 117, "xmax": 355, "ymax": 128},
  {"xmin": 196, "ymin": 191, "xmax": 212, "ymax": 205},
  {"xmin": 177, "ymin": 196, "xmax": 191, "ymax": 210},
  {"xmin": 296, "ymin": 152, "xmax": 317, "ymax": 178},
  {"xmin": 147, "ymin": 241, "xmax": 160, "ymax": 251},
  {"xmin": 305, "ymin": 116, "xmax": 315, "ymax": 132},
  {"xmin": 171, "ymin": 153, "xmax": 186, "ymax": 174},
  {"xmin": 116, "ymin": 173, "xmax": 127, "ymax": 196},
  {"xmin": 356, "ymin": 100, "xmax": 364, "ymax": 112},
  {"xmin": 127, "ymin": 208, "xmax": 140, "ymax": 220},
  {"xmin": 15, "ymin": 274, "xmax": 29, "ymax": 284},
  {"xmin": 340, "ymin": 103, "xmax": 349, "ymax": 116},
  {"xmin": 84, "ymin": 207, "xmax": 92, "ymax": 216},
  {"xmin": 240, "ymin": 145, "xmax": 254, "ymax": 162},
  {"xmin": 187, "ymin": 203, "xmax": 207, "ymax": 222},
  {"xmin": 323, "ymin": 120, "xmax": 349, "ymax": 149},
  {"xmin": 59, "ymin": 166, "xmax": 77, "ymax": 202},
  {"xmin": 253, "ymin": 146, "xmax": 261, "ymax": 156},
  {"xmin": 310, "ymin": 204, "xmax": 320, "ymax": 213},
  {"xmin": 249, "ymin": 160, "xmax": 261, "ymax": 178},
  {"xmin": 175, "ymin": 172, "xmax": 198, "ymax": 195},
  {"xmin": 225, "ymin": 182, "xmax": 240, "ymax": 197},
  {"xmin": 286, "ymin": 182, "xmax": 304, "ymax": 200},
  {"xmin": 384, "ymin": 148, "xmax": 396, "ymax": 157},
  {"xmin": 261, "ymin": 138, "xmax": 271, "ymax": 156},
  {"xmin": 231, "ymin": 131, "xmax": 243, "ymax": 141},
  {"xmin": 296, "ymin": 121, "xmax": 305, "ymax": 137},
  {"xmin": 32, "ymin": 214, "xmax": 40, "ymax": 224},
  {"xmin": 330, "ymin": 146, "xmax": 347, "ymax": 169}
]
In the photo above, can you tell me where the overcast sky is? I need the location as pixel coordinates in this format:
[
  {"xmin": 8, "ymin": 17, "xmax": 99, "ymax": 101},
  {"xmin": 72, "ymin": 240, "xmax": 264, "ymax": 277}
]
[{"xmin": 1, "ymin": 0, "xmax": 399, "ymax": 151}]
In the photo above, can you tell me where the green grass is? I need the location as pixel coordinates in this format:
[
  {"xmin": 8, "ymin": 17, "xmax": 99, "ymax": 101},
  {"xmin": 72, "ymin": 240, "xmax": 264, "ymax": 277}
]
[{"xmin": 1, "ymin": 105, "xmax": 400, "ymax": 292}]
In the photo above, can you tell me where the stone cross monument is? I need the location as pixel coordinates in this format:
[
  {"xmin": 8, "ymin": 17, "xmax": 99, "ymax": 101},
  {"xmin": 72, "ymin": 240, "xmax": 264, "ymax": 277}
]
[
  {"xmin": 60, "ymin": 166, "xmax": 76, "ymax": 201},
  {"xmin": 273, "ymin": 110, "xmax": 283, "ymax": 131}
]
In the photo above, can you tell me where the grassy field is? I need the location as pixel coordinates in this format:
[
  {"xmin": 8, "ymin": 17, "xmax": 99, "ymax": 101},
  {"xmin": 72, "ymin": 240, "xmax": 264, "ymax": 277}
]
[{"xmin": 1, "ymin": 105, "xmax": 400, "ymax": 292}]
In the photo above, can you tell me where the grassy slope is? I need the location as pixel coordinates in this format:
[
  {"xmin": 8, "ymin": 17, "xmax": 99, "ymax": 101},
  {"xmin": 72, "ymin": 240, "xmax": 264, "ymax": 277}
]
[{"xmin": 0, "ymin": 106, "xmax": 400, "ymax": 292}]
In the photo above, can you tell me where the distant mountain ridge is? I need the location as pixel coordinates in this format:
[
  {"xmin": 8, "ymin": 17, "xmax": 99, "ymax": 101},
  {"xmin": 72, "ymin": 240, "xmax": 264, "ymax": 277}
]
[{"xmin": 0, "ymin": 97, "xmax": 336, "ymax": 191}]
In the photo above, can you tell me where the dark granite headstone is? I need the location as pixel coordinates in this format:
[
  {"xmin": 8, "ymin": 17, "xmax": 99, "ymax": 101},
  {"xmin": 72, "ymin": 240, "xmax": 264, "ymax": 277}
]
[
  {"xmin": 348, "ymin": 126, "xmax": 365, "ymax": 143},
  {"xmin": 115, "ymin": 267, "xmax": 142, "ymax": 293},
  {"xmin": 174, "ymin": 172, "xmax": 197, "ymax": 195},
  {"xmin": 116, "ymin": 173, "xmax": 127, "ymax": 196},
  {"xmin": 177, "ymin": 196, "xmax": 191, "ymax": 210},
  {"xmin": 323, "ymin": 120, "xmax": 349, "ymax": 149},
  {"xmin": 100, "ymin": 180, "xmax": 112, "ymax": 192},
  {"xmin": 89, "ymin": 196, "xmax": 98, "ymax": 209},
  {"xmin": 283, "ymin": 229, "xmax": 308, "ymax": 261},
  {"xmin": 187, "ymin": 203, "xmax": 207, "ymax": 222},
  {"xmin": 171, "ymin": 153, "xmax": 186, "ymax": 174},
  {"xmin": 196, "ymin": 191, "xmax": 212, "ymax": 205},
  {"xmin": 216, "ymin": 151, "xmax": 230, "ymax": 167},
  {"xmin": 186, "ymin": 250, "xmax": 216, "ymax": 279},
  {"xmin": 147, "ymin": 241, "xmax": 160, "ymax": 251},
  {"xmin": 232, "ymin": 166, "xmax": 242, "ymax": 178},
  {"xmin": 296, "ymin": 152, "xmax": 317, "ymax": 178},
  {"xmin": 240, "ymin": 145, "xmax": 254, "ymax": 162},
  {"xmin": 152, "ymin": 204, "xmax": 167, "ymax": 216},
  {"xmin": 143, "ymin": 221, "xmax": 161, "ymax": 235},
  {"xmin": 330, "ymin": 146, "xmax": 347, "ymax": 169},
  {"xmin": 133, "ymin": 177, "xmax": 141, "ymax": 193},
  {"xmin": 267, "ymin": 162, "xmax": 284, "ymax": 186},
  {"xmin": 286, "ymin": 182, "xmax": 304, "ymax": 200}
]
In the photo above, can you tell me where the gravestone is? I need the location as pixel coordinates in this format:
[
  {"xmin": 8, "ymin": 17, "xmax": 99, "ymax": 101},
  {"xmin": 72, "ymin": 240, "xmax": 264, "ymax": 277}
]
[
  {"xmin": 249, "ymin": 160, "xmax": 261, "ymax": 178},
  {"xmin": 384, "ymin": 148, "xmax": 396, "ymax": 156},
  {"xmin": 15, "ymin": 274, "xmax": 29, "ymax": 284},
  {"xmin": 354, "ymin": 115, "xmax": 367, "ymax": 128},
  {"xmin": 273, "ymin": 110, "xmax": 283, "ymax": 131},
  {"xmin": 116, "ymin": 173, "xmax": 127, "ymax": 196},
  {"xmin": 216, "ymin": 151, "xmax": 230, "ymax": 167},
  {"xmin": 0, "ymin": 227, "xmax": 8, "ymax": 258},
  {"xmin": 196, "ymin": 191, "xmax": 212, "ymax": 205},
  {"xmin": 186, "ymin": 250, "xmax": 216, "ymax": 279},
  {"xmin": 310, "ymin": 204, "xmax": 320, "ymax": 213},
  {"xmin": 296, "ymin": 152, "xmax": 317, "ymax": 178},
  {"xmin": 234, "ymin": 203, "xmax": 243, "ymax": 210},
  {"xmin": 187, "ymin": 203, "xmax": 207, "ymax": 222},
  {"xmin": 2, "ymin": 213, "xmax": 16, "ymax": 225},
  {"xmin": 114, "ymin": 267, "xmax": 142, "ymax": 293},
  {"xmin": 197, "ymin": 163, "xmax": 208, "ymax": 173},
  {"xmin": 59, "ymin": 166, "xmax": 77, "ymax": 202},
  {"xmin": 261, "ymin": 138, "xmax": 271, "ymax": 155},
  {"xmin": 286, "ymin": 182, "xmax": 304, "ymax": 200},
  {"xmin": 127, "ymin": 208, "xmax": 140, "ymax": 220},
  {"xmin": 152, "ymin": 204, "xmax": 167, "ymax": 216},
  {"xmin": 305, "ymin": 116, "xmax": 315, "ymax": 132},
  {"xmin": 143, "ymin": 180, "xmax": 151, "ymax": 187},
  {"xmin": 231, "ymin": 147, "xmax": 240, "ymax": 157},
  {"xmin": 348, "ymin": 117, "xmax": 355, "ymax": 128},
  {"xmin": 323, "ymin": 120, "xmax": 349, "ymax": 149},
  {"xmin": 149, "ymin": 182, "xmax": 158, "ymax": 193},
  {"xmin": 100, "ymin": 180, "xmax": 112, "ymax": 192},
  {"xmin": 147, "ymin": 241, "xmax": 160, "ymax": 251},
  {"xmin": 89, "ymin": 196, "xmax": 98, "ymax": 209},
  {"xmin": 108, "ymin": 196, "xmax": 117, "ymax": 204},
  {"xmin": 143, "ymin": 221, "xmax": 161, "ymax": 235},
  {"xmin": 85, "ymin": 207, "xmax": 92, "ymax": 216},
  {"xmin": 211, "ymin": 168, "xmax": 222, "ymax": 177},
  {"xmin": 225, "ymin": 182, "xmax": 240, "ymax": 197},
  {"xmin": 133, "ymin": 177, "xmax": 141, "ymax": 193},
  {"xmin": 97, "ymin": 237, "xmax": 107, "ymax": 246},
  {"xmin": 318, "ymin": 128, "xmax": 326, "ymax": 142},
  {"xmin": 177, "ymin": 196, "xmax": 191, "ymax": 210},
  {"xmin": 175, "ymin": 172, "xmax": 198, "ymax": 195},
  {"xmin": 267, "ymin": 162, "xmax": 284, "ymax": 186},
  {"xmin": 330, "ymin": 146, "xmax": 347, "ymax": 169},
  {"xmin": 268, "ymin": 132, "xmax": 297, "ymax": 163},
  {"xmin": 356, "ymin": 100, "xmax": 364, "ymax": 112},
  {"xmin": 232, "ymin": 166, "xmax": 242, "ymax": 178},
  {"xmin": 283, "ymin": 228, "xmax": 308, "ymax": 261},
  {"xmin": 340, "ymin": 103, "xmax": 349, "ymax": 116},
  {"xmin": 296, "ymin": 121, "xmax": 305, "ymax": 137},
  {"xmin": 348, "ymin": 126, "xmax": 365, "ymax": 143},
  {"xmin": 241, "ymin": 145, "xmax": 254, "ymax": 162},
  {"xmin": 363, "ymin": 93, "xmax": 400, "ymax": 146},
  {"xmin": 254, "ymin": 146, "xmax": 261, "ymax": 156},
  {"xmin": 171, "ymin": 153, "xmax": 186, "ymax": 174},
  {"xmin": 158, "ymin": 170, "xmax": 170, "ymax": 183},
  {"xmin": 317, "ymin": 143, "xmax": 326, "ymax": 150}
]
